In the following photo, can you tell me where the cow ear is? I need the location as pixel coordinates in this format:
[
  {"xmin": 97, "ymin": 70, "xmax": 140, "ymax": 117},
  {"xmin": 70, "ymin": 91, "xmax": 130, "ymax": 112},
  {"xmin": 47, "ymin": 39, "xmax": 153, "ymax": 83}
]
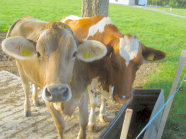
[
  {"xmin": 104, "ymin": 45, "xmax": 113, "ymax": 57},
  {"xmin": 60, "ymin": 16, "xmax": 66, "ymax": 22},
  {"xmin": 76, "ymin": 40, "xmax": 107, "ymax": 62},
  {"xmin": 141, "ymin": 43, "xmax": 166, "ymax": 61},
  {"xmin": 2, "ymin": 36, "xmax": 36, "ymax": 60}
]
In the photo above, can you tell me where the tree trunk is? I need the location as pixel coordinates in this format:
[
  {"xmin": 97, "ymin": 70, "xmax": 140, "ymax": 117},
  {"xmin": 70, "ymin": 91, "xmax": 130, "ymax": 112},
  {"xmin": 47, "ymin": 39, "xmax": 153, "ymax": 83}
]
[
  {"xmin": 81, "ymin": 0, "xmax": 93, "ymax": 17},
  {"xmin": 81, "ymin": 0, "xmax": 109, "ymax": 18},
  {"xmin": 92, "ymin": 0, "xmax": 109, "ymax": 17}
]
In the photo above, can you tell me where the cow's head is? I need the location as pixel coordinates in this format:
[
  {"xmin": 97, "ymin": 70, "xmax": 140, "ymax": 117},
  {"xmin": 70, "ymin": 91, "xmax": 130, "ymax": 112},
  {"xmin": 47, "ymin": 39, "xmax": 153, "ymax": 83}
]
[
  {"xmin": 108, "ymin": 34, "xmax": 166, "ymax": 104},
  {"xmin": 2, "ymin": 21, "xmax": 107, "ymax": 102}
]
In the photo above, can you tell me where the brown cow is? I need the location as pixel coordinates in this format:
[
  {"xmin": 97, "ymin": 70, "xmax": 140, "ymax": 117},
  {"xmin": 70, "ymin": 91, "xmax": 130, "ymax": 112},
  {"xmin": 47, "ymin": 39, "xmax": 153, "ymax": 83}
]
[
  {"xmin": 2, "ymin": 16, "xmax": 108, "ymax": 139},
  {"xmin": 61, "ymin": 15, "xmax": 166, "ymax": 131}
]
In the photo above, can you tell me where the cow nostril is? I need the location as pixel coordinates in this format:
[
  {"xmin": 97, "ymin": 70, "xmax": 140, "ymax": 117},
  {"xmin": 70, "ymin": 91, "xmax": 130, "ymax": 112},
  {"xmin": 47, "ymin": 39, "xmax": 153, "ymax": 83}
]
[
  {"xmin": 45, "ymin": 88, "xmax": 52, "ymax": 100},
  {"xmin": 62, "ymin": 88, "xmax": 69, "ymax": 98}
]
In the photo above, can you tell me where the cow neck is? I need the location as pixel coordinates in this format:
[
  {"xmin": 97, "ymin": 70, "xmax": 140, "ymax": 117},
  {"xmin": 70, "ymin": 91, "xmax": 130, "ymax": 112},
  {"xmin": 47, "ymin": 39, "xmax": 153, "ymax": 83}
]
[
  {"xmin": 60, "ymin": 58, "xmax": 89, "ymax": 116},
  {"xmin": 70, "ymin": 58, "xmax": 89, "ymax": 98},
  {"xmin": 87, "ymin": 56, "xmax": 113, "ymax": 87}
]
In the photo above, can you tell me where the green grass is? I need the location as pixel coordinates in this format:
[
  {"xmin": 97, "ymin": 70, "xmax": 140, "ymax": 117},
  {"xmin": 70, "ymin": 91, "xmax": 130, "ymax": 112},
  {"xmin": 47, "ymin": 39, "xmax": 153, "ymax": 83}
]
[
  {"xmin": 145, "ymin": 6, "xmax": 186, "ymax": 17},
  {"xmin": 0, "ymin": 0, "xmax": 82, "ymax": 31},
  {"xmin": 0, "ymin": 0, "xmax": 186, "ymax": 138}
]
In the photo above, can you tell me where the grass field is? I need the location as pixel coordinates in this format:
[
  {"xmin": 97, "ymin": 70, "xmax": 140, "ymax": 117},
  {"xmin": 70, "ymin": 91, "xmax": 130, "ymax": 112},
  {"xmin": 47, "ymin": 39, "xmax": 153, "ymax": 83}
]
[
  {"xmin": 0, "ymin": 0, "xmax": 186, "ymax": 138},
  {"xmin": 145, "ymin": 6, "xmax": 186, "ymax": 17},
  {"xmin": 109, "ymin": 5, "xmax": 186, "ymax": 138}
]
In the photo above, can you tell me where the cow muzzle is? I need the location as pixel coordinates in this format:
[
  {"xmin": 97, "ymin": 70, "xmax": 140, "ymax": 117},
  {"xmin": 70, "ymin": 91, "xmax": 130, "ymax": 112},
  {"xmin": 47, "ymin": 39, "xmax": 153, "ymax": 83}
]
[
  {"xmin": 42, "ymin": 84, "xmax": 72, "ymax": 102},
  {"xmin": 114, "ymin": 93, "xmax": 133, "ymax": 104}
]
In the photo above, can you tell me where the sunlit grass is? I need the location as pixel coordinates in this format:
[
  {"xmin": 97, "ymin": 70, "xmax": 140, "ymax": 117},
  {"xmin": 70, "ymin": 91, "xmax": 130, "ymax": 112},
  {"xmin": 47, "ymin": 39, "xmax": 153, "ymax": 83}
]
[{"xmin": 0, "ymin": 0, "xmax": 82, "ymax": 31}]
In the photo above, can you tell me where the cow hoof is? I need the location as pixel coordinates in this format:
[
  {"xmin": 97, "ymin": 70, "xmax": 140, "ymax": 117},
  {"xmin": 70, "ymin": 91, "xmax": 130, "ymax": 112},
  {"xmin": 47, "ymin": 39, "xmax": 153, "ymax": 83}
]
[
  {"xmin": 24, "ymin": 111, "xmax": 31, "ymax": 117},
  {"xmin": 77, "ymin": 131, "xmax": 86, "ymax": 139},
  {"xmin": 34, "ymin": 101, "xmax": 41, "ymax": 107},
  {"xmin": 88, "ymin": 124, "xmax": 97, "ymax": 132},
  {"xmin": 99, "ymin": 115, "xmax": 107, "ymax": 122}
]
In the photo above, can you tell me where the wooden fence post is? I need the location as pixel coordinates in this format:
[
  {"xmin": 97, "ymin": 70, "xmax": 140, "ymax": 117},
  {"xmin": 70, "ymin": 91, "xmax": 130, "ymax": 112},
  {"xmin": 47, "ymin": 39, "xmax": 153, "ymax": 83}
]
[
  {"xmin": 156, "ymin": 50, "xmax": 186, "ymax": 139},
  {"xmin": 120, "ymin": 109, "xmax": 133, "ymax": 139}
]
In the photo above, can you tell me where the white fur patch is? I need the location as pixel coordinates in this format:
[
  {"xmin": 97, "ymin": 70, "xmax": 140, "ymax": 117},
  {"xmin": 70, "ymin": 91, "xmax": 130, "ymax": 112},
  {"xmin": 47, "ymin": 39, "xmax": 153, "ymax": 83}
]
[
  {"xmin": 89, "ymin": 77, "xmax": 113, "ymax": 99},
  {"xmin": 119, "ymin": 35, "xmax": 139, "ymax": 67},
  {"xmin": 62, "ymin": 15, "xmax": 82, "ymax": 23},
  {"xmin": 87, "ymin": 81, "xmax": 98, "ymax": 106},
  {"xmin": 83, "ymin": 17, "xmax": 114, "ymax": 41},
  {"xmin": 87, "ymin": 77, "xmax": 113, "ymax": 126},
  {"xmin": 88, "ymin": 107, "xmax": 97, "ymax": 125}
]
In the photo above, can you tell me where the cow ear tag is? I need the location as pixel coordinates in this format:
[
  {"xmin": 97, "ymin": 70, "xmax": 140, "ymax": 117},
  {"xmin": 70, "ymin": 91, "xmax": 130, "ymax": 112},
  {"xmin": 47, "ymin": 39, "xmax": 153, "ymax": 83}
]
[
  {"xmin": 82, "ymin": 51, "xmax": 91, "ymax": 58},
  {"xmin": 147, "ymin": 54, "xmax": 154, "ymax": 61},
  {"xmin": 70, "ymin": 74, "xmax": 73, "ymax": 82},
  {"xmin": 21, "ymin": 48, "xmax": 30, "ymax": 56},
  {"xmin": 110, "ymin": 52, "xmax": 112, "ymax": 58}
]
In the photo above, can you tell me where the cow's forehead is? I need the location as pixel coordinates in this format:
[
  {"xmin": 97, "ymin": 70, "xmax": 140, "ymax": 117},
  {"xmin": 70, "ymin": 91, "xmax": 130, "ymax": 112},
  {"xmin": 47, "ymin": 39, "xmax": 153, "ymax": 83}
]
[
  {"xmin": 40, "ymin": 28, "xmax": 75, "ymax": 44},
  {"xmin": 37, "ymin": 28, "xmax": 77, "ymax": 56},
  {"xmin": 119, "ymin": 35, "xmax": 140, "ymax": 67}
]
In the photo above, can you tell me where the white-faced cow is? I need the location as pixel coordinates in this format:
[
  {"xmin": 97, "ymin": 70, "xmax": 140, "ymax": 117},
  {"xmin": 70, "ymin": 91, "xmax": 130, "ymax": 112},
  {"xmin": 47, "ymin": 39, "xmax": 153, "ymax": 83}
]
[
  {"xmin": 2, "ymin": 16, "xmax": 108, "ymax": 139},
  {"xmin": 61, "ymin": 15, "xmax": 166, "ymax": 131}
]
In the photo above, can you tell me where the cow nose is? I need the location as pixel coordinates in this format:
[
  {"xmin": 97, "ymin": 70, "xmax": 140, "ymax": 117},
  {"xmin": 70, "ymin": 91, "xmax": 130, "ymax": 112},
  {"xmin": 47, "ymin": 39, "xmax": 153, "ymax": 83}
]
[
  {"xmin": 42, "ymin": 84, "xmax": 72, "ymax": 102},
  {"xmin": 113, "ymin": 92, "xmax": 133, "ymax": 104}
]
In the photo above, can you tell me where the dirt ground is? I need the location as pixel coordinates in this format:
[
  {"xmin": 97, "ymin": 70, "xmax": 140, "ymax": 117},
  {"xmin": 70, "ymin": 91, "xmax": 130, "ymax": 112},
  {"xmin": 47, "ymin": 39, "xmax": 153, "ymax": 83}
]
[{"xmin": 0, "ymin": 31, "xmax": 158, "ymax": 139}]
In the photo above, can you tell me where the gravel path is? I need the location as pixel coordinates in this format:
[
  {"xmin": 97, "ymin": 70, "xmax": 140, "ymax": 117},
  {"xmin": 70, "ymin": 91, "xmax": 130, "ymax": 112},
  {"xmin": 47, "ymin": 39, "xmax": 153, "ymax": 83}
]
[{"xmin": 134, "ymin": 6, "xmax": 186, "ymax": 19}]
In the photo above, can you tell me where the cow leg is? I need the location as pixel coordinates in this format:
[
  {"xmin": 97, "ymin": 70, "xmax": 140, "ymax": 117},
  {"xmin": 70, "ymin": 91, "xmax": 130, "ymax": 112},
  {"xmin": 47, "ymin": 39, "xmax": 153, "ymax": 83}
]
[
  {"xmin": 99, "ymin": 95, "xmax": 107, "ymax": 122},
  {"xmin": 99, "ymin": 86, "xmax": 113, "ymax": 123},
  {"xmin": 77, "ymin": 92, "xmax": 88, "ymax": 139},
  {"xmin": 32, "ymin": 84, "xmax": 40, "ymax": 106},
  {"xmin": 16, "ymin": 61, "xmax": 31, "ymax": 117},
  {"xmin": 45, "ymin": 102, "xmax": 65, "ymax": 139},
  {"xmin": 87, "ymin": 88, "xmax": 98, "ymax": 132}
]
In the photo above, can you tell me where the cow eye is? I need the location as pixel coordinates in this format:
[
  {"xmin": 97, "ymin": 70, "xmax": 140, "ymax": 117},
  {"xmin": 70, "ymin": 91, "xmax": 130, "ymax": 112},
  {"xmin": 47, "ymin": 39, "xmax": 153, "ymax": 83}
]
[
  {"xmin": 111, "ymin": 59, "xmax": 119, "ymax": 69},
  {"xmin": 110, "ymin": 59, "xmax": 114, "ymax": 64},
  {"xmin": 36, "ymin": 52, "xmax": 41, "ymax": 58},
  {"xmin": 134, "ymin": 67, "xmax": 139, "ymax": 71},
  {"xmin": 134, "ymin": 65, "xmax": 141, "ymax": 71},
  {"xmin": 72, "ymin": 51, "xmax": 77, "ymax": 58}
]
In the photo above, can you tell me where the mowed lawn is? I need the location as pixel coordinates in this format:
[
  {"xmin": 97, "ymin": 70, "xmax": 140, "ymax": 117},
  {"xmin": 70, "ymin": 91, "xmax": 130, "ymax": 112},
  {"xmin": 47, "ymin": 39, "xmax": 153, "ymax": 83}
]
[{"xmin": 1, "ymin": 0, "xmax": 186, "ymax": 138}]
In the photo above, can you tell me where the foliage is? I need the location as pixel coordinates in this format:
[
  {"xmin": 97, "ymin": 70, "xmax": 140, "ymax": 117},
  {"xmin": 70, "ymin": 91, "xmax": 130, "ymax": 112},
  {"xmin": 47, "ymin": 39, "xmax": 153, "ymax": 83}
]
[
  {"xmin": 145, "ymin": 7, "xmax": 186, "ymax": 17},
  {"xmin": 0, "ymin": 0, "xmax": 186, "ymax": 138},
  {"xmin": 148, "ymin": 0, "xmax": 186, "ymax": 7}
]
